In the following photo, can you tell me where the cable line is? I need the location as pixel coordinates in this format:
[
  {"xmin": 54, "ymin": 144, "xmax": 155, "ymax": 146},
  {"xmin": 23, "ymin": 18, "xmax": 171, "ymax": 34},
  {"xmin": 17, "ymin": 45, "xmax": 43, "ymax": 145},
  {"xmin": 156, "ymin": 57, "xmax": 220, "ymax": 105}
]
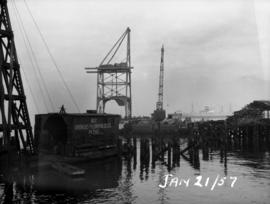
[
  {"xmin": 19, "ymin": 57, "xmax": 40, "ymax": 114},
  {"xmin": 10, "ymin": 0, "xmax": 49, "ymax": 112},
  {"xmin": 23, "ymin": 0, "xmax": 80, "ymax": 112},
  {"xmin": 12, "ymin": 0, "xmax": 55, "ymax": 112}
]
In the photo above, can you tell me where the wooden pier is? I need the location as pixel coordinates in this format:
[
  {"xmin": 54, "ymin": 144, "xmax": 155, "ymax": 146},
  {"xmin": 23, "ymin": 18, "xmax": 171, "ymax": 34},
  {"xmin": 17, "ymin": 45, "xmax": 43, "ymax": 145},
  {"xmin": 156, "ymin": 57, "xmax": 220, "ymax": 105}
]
[
  {"xmin": 187, "ymin": 101, "xmax": 270, "ymax": 152},
  {"xmin": 120, "ymin": 100, "xmax": 270, "ymax": 174}
]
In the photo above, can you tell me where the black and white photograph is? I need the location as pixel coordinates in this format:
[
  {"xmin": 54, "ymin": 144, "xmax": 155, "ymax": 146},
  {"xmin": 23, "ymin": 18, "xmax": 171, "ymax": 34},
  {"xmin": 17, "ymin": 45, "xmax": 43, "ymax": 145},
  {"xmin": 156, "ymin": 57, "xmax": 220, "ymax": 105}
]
[{"xmin": 0, "ymin": 0, "xmax": 270, "ymax": 203}]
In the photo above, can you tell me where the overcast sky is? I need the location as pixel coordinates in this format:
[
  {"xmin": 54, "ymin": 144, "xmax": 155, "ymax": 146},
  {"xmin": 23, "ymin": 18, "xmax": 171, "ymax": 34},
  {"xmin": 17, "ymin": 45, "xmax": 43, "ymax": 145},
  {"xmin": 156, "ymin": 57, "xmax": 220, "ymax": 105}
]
[{"xmin": 8, "ymin": 0, "xmax": 270, "ymax": 118}]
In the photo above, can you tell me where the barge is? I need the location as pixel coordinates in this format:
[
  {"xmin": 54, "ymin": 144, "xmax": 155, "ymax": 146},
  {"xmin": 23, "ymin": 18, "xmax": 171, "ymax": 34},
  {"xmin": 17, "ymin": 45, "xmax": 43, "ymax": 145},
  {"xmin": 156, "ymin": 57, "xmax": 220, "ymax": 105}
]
[{"xmin": 34, "ymin": 111, "xmax": 121, "ymax": 165}]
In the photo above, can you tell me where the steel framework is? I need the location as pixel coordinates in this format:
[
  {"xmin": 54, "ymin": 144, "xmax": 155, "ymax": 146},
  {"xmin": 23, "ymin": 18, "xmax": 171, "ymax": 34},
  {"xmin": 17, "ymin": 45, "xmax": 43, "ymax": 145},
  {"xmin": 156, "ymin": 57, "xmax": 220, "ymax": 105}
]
[
  {"xmin": 86, "ymin": 27, "xmax": 132, "ymax": 118},
  {"xmin": 0, "ymin": 0, "xmax": 34, "ymax": 154},
  {"xmin": 152, "ymin": 45, "xmax": 166, "ymax": 122},
  {"xmin": 156, "ymin": 45, "xmax": 164, "ymax": 110}
]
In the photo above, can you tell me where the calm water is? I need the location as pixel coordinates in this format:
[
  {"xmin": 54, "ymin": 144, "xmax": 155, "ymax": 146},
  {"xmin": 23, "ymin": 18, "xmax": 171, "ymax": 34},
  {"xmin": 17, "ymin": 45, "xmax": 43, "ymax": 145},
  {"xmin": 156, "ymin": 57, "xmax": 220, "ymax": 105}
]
[{"xmin": 0, "ymin": 137, "xmax": 269, "ymax": 204}]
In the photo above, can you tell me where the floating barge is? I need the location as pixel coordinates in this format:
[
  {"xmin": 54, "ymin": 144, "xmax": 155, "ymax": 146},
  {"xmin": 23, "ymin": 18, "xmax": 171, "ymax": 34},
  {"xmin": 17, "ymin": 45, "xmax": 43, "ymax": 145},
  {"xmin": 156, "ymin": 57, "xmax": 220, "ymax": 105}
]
[{"xmin": 34, "ymin": 112, "xmax": 121, "ymax": 164}]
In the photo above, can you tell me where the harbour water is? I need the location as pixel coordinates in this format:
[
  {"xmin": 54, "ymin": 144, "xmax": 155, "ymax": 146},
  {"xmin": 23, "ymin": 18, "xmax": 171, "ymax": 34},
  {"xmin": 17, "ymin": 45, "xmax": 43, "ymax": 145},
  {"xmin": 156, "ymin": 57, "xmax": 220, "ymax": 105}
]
[{"xmin": 0, "ymin": 136, "xmax": 269, "ymax": 204}]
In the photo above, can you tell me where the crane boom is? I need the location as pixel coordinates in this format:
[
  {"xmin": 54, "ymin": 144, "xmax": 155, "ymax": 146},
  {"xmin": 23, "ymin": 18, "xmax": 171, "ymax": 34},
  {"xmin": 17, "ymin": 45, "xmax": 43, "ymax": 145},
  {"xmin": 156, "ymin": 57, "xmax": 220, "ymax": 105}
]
[
  {"xmin": 156, "ymin": 45, "xmax": 164, "ymax": 110},
  {"xmin": 152, "ymin": 45, "xmax": 166, "ymax": 122}
]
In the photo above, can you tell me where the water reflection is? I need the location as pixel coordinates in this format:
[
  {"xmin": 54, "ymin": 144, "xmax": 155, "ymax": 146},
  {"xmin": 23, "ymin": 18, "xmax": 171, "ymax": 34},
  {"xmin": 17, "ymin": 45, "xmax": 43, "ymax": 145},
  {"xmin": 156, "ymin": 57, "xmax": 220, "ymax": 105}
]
[
  {"xmin": 0, "ymin": 136, "xmax": 269, "ymax": 204},
  {"xmin": 140, "ymin": 138, "xmax": 150, "ymax": 181},
  {"xmin": 35, "ymin": 157, "xmax": 122, "ymax": 194}
]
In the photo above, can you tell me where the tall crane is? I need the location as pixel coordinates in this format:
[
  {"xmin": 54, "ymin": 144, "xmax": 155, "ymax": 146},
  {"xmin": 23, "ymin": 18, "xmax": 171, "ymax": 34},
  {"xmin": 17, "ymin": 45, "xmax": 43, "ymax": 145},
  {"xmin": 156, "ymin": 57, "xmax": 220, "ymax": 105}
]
[
  {"xmin": 157, "ymin": 45, "xmax": 164, "ymax": 111},
  {"xmin": 85, "ymin": 27, "xmax": 132, "ymax": 119},
  {"xmin": 152, "ymin": 45, "xmax": 166, "ymax": 122},
  {"xmin": 0, "ymin": 0, "xmax": 35, "ymax": 154}
]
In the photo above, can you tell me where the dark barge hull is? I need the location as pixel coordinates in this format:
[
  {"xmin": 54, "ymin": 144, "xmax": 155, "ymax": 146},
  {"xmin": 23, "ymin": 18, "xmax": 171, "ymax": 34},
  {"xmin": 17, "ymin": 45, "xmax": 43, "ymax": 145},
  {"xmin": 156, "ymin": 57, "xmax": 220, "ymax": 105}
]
[{"xmin": 35, "ymin": 113, "xmax": 121, "ymax": 163}]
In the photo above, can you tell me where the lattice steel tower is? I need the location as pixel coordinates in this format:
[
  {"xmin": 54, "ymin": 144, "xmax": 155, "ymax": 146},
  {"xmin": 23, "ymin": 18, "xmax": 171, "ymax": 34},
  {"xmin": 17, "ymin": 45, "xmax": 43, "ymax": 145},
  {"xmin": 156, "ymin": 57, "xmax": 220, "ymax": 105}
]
[
  {"xmin": 156, "ymin": 45, "xmax": 164, "ymax": 111},
  {"xmin": 0, "ymin": 0, "xmax": 35, "ymax": 154},
  {"xmin": 86, "ymin": 27, "xmax": 132, "ymax": 119},
  {"xmin": 152, "ymin": 45, "xmax": 166, "ymax": 122}
]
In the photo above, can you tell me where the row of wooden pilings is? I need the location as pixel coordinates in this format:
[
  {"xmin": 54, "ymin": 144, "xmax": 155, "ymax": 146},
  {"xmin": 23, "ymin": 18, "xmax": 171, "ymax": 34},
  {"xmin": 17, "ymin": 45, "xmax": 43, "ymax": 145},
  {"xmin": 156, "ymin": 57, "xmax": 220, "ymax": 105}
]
[
  {"xmin": 189, "ymin": 120, "xmax": 270, "ymax": 152},
  {"xmin": 121, "ymin": 132, "xmax": 209, "ymax": 178},
  {"xmin": 227, "ymin": 124, "xmax": 270, "ymax": 151},
  {"xmin": 121, "ymin": 135, "xmax": 183, "ymax": 180},
  {"xmin": 121, "ymin": 120, "xmax": 270, "ymax": 176}
]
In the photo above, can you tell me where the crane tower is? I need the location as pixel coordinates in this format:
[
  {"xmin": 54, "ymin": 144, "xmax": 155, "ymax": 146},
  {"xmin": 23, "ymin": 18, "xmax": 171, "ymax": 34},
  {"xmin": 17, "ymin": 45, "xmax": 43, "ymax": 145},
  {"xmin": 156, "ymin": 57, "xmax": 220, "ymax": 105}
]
[
  {"xmin": 157, "ymin": 45, "xmax": 164, "ymax": 110},
  {"xmin": 85, "ymin": 27, "xmax": 132, "ymax": 119},
  {"xmin": 152, "ymin": 45, "xmax": 166, "ymax": 122},
  {"xmin": 0, "ymin": 0, "xmax": 35, "ymax": 154}
]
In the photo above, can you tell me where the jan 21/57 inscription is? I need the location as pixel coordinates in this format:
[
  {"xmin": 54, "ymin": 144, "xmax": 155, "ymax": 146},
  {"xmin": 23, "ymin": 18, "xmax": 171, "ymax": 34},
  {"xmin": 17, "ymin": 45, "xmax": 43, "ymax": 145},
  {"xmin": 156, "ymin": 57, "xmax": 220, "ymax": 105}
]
[{"xmin": 159, "ymin": 174, "xmax": 237, "ymax": 191}]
